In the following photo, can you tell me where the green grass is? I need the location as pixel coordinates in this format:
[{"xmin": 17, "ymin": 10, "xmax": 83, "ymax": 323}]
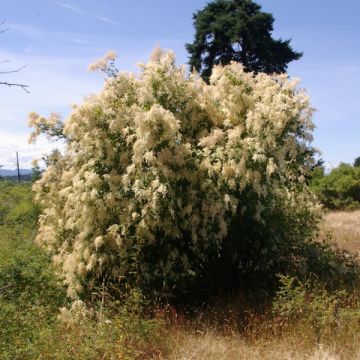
[{"xmin": 0, "ymin": 181, "xmax": 67, "ymax": 359}]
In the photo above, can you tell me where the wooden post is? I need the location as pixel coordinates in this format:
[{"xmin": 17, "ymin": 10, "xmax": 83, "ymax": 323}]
[{"xmin": 16, "ymin": 151, "xmax": 21, "ymax": 182}]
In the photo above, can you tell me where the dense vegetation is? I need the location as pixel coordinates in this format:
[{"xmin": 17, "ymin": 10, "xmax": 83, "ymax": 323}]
[
  {"xmin": 28, "ymin": 49, "xmax": 320, "ymax": 303},
  {"xmin": 1, "ymin": 1, "xmax": 359, "ymax": 358},
  {"xmin": 1, "ymin": 180, "xmax": 360, "ymax": 359},
  {"xmin": 0, "ymin": 181, "xmax": 62, "ymax": 357},
  {"xmin": 0, "ymin": 180, "xmax": 167, "ymax": 359},
  {"xmin": 310, "ymin": 162, "xmax": 360, "ymax": 210}
]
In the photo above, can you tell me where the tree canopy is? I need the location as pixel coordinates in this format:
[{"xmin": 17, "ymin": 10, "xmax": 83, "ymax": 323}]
[{"xmin": 186, "ymin": 0, "xmax": 302, "ymax": 82}]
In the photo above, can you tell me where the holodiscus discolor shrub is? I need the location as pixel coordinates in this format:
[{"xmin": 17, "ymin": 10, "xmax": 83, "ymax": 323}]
[{"xmin": 29, "ymin": 48, "xmax": 319, "ymax": 299}]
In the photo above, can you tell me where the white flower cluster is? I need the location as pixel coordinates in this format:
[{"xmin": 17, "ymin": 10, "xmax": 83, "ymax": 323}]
[
  {"xmin": 87, "ymin": 50, "xmax": 118, "ymax": 72},
  {"xmin": 31, "ymin": 48, "xmax": 317, "ymax": 298},
  {"xmin": 58, "ymin": 300, "xmax": 92, "ymax": 327},
  {"xmin": 28, "ymin": 111, "xmax": 63, "ymax": 143}
]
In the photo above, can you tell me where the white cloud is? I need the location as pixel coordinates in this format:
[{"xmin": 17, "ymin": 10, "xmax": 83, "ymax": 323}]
[
  {"xmin": 0, "ymin": 49, "xmax": 103, "ymax": 169},
  {"xmin": 5, "ymin": 23, "xmax": 106, "ymax": 51},
  {"xmin": 57, "ymin": 2, "xmax": 87, "ymax": 15},
  {"xmin": 97, "ymin": 16, "xmax": 122, "ymax": 27},
  {"xmin": 55, "ymin": 2, "xmax": 123, "ymax": 28},
  {"xmin": 0, "ymin": 130, "xmax": 61, "ymax": 169}
]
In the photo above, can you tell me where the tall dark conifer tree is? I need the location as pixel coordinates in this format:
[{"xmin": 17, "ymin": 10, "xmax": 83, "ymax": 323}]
[{"xmin": 186, "ymin": 0, "xmax": 302, "ymax": 82}]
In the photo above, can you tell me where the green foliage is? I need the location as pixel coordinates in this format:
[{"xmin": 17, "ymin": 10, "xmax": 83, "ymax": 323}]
[
  {"xmin": 194, "ymin": 192, "xmax": 320, "ymax": 300},
  {"xmin": 0, "ymin": 182, "xmax": 64, "ymax": 358},
  {"xmin": 354, "ymin": 156, "xmax": 360, "ymax": 168},
  {"xmin": 204, "ymin": 197, "xmax": 360, "ymax": 300},
  {"xmin": 310, "ymin": 163, "xmax": 360, "ymax": 210},
  {"xmin": 186, "ymin": 0, "xmax": 302, "ymax": 82},
  {"xmin": 273, "ymin": 275, "xmax": 360, "ymax": 340},
  {"xmin": 31, "ymin": 163, "xmax": 42, "ymax": 182},
  {"xmin": 290, "ymin": 241, "xmax": 360, "ymax": 292},
  {"xmin": 27, "ymin": 289, "xmax": 167, "ymax": 360},
  {"xmin": 0, "ymin": 181, "xmax": 39, "ymax": 223}
]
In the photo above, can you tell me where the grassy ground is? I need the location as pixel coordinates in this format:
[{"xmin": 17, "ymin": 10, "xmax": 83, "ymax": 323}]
[
  {"xmin": 166, "ymin": 309, "xmax": 360, "ymax": 360},
  {"xmin": 0, "ymin": 181, "xmax": 64, "ymax": 358},
  {"xmin": 319, "ymin": 211, "xmax": 360, "ymax": 254},
  {"xmin": 1, "ymin": 181, "xmax": 360, "ymax": 359},
  {"xmin": 169, "ymin": 331, "xmax": 360, "ymax": 360},
  {"xmin": 163, "ymin": 210, "xmax": 360, "ymax": 360}
]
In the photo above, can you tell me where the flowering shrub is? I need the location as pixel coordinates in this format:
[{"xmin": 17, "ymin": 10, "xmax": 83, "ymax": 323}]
[{"xmin": 29, "ymin": 49, "xmax": 319, "ymax": 299}]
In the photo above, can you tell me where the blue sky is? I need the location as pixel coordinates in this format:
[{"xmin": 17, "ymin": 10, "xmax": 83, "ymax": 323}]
[{"xmin": 0, "ymin": 0, "xmax": 359, "ymax": 169}]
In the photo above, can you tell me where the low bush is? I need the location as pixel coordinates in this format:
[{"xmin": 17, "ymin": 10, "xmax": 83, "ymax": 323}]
[
  {"xmin": 273, "ymin": 275, "xmax": 360, "ymax": 342},
  {"xmin": 289, "ymin": 240, "xmax": 360, "ymax": 292}
]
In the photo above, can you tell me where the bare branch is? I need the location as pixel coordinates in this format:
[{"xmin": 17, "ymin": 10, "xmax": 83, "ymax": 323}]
[
  {"xmin": 0, "ymin": 64, "xmax": 27, "ymax": 75},
  {"xmin": 0, "ymin": 19, "xmax": 9, "ymax": 34},
  {"xmin": 0, "ymin": 81, "xmax": 30, "ymax": 93},
  {"xmin": 0, "ymin": 20, "xmax": 29, "ymax": 92}
]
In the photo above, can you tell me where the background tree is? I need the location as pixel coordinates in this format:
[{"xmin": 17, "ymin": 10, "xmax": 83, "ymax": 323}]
[
  {"xmin": 310, "ymin": 163, "xmax": 360, "ymax": 210},
  {"xmin": 186, "ymin": 0, "xmax": 302, "ymax": 82},
  {"xmin": 354, "ymin": 156, "xmax": 360, "ymax": 168}
]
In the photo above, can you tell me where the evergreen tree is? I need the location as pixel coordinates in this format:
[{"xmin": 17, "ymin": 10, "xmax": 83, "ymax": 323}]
[
  {"xmin": 186, "ymin": 0, "xmax": 302, "ymax": 82},
  {"xmin": 354, "ymin": 156, "xmax": 360, "ymax": 167}
]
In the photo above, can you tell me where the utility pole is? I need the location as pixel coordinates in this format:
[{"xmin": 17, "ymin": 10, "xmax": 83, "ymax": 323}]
[{"xmin": 16, "ymin": 151, "xmax": 21, "ymax": 182}]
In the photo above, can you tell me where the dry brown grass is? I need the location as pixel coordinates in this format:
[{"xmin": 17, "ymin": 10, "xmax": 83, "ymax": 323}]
[
  {"xmin": 160, "ymin": 300, "xmax": 360, "ymax": 360},
  {"xmin": 167, "ymin": 326, "xmax": 360, "ymax": 360},
  {"xmin": 163, "ymin": 211, "xmax": 360, "ymax": 360},
  {"xmin": 319, "ymin": 210, "xmax": 360, "ymax": 254}
]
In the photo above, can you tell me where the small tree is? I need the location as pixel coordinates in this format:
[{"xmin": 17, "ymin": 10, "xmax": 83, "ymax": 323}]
[{"xmin": 186, "ymin": 0, "xmax": 302, "ymax": 82}]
